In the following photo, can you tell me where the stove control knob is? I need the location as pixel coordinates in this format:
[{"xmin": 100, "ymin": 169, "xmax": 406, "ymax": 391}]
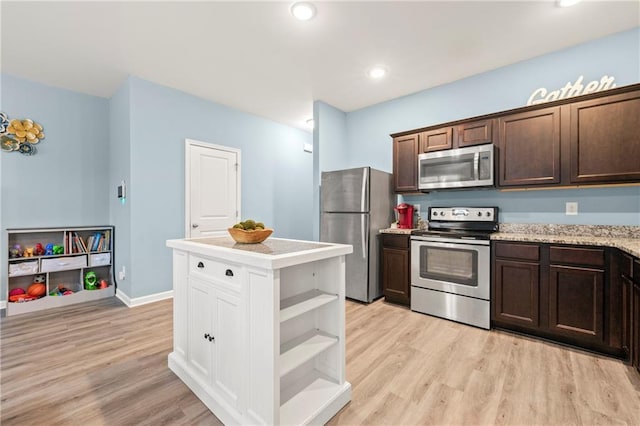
[
  {"xmin": 486, "ymin": 211, "xmax": 491, "ymax": 217},
  {"xmin": 440, "ymin": 212, "xmax": 446, "ymax": 216},
  {"xmin": 477, "ymin": 212, "xmax": 482, "ymax": 217}
]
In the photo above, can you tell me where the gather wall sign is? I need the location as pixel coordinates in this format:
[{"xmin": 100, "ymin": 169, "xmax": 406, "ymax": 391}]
[{"xmin": 527, "ymin": 75, "xmax": 617, "ymax": 106}]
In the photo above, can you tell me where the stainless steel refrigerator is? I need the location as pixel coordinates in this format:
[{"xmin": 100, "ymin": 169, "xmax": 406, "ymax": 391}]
[{"xmin": 320, "ymin": 167, "xmax": 394, "ymax": 302}]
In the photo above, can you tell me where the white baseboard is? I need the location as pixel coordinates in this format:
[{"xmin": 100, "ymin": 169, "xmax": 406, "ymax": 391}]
[
  {"xmin": 0, "ymin": 300, "xmax": 6, "ymax": 310},
  {"xmin": 116, "ymin": 289, "xmax": 173, "ymax": 307}
]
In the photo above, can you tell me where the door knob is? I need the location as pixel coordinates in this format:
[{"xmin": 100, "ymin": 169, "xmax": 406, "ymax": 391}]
[{"xmin": 192, "ymin": 223, "xmax": 199, "ymax": 228}]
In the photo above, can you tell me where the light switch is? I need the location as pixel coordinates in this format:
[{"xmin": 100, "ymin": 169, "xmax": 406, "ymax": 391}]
[{"xmin": 566, "ymin": 202, "xmax": 578, "ymax": 215}]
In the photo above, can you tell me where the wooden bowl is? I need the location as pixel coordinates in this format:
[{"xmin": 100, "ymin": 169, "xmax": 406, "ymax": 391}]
[{"xmin": 227, "ymin": 227, "xmax": 273, "ymax": 244}]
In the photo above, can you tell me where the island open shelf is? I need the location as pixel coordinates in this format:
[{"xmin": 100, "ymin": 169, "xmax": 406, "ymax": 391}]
[{"xmin": 166, "ymin": 236, "xmax": 352, "ymax": 425}]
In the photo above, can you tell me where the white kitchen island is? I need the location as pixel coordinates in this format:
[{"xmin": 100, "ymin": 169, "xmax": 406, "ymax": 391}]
[{"xmin": 166, "ymin": 236, "xmax": 353, "ymax": 425}]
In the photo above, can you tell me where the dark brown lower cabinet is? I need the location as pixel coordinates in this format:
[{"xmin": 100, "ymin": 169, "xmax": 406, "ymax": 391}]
[
  {"xmin": 548, "ymin": 265, "xmax": 604, "ymax": 343},
  {"xmin": 380, "ymin": 233, "xmax": 410, "ymax": 306},
  {"xmin": 494, "ymin": 259, "xmax": 540, "ymax": 329},
  {"xmin": 492, "ymin": 241, "xmax": 627, "ymax": 358}
]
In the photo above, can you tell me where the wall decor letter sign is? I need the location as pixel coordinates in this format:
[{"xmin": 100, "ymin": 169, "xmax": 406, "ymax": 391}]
[{"xmin": 527, "ymin": 75, "xmax": 617, "ymax": 106}]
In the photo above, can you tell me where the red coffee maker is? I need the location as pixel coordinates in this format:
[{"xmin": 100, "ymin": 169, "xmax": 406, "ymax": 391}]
[{"xmin": 395, "ymin": 203, "xmax": 414, "ymax": 229}]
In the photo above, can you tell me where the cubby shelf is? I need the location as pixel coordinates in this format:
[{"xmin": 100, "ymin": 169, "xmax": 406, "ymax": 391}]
[
  {"xmin": 280, "ymin": 329, "xmax": 338, "ymax": 377},
  {"xmin": 280, "ymin": 370, "xmax": 344, "ymax": 426},
  {"xmin": 279, "ymin": 289, "xmax": 338, "ymax": 323},
  {"xmin": 6, "ymin": 226, "xmax": 115, "ymax": 316}
]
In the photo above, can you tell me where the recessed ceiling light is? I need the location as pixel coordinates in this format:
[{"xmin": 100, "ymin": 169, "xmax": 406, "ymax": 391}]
[
  {"xmin": 368, "ymin": 66, "xmax": 387, "ymax": 80},
  {"xmin": 556, "ymin": 0, "xmax": 581, "ymax": 7},
  {"xmin": 306, "ymin": 118, "xmax": 315, "ymax": 128},
  {"xmin": 291, "ymin": 2, "xmax": 316, "ymax": 21}
]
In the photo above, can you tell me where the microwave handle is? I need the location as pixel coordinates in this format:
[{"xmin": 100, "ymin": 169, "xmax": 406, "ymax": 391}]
[{"xmin": 473, "ymin": 152, "xmax": 480, "ymax": 181}]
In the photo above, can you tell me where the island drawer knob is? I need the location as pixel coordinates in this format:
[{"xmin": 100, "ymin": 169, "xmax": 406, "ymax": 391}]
[
  {"xmin": 204, "ymin": 333, "xmax": 210, "ymax": 340},
  {"xmin": 208, "ymin": 335, "xmax": 215, "ymax": 342},
  {"xmin": 225, "ymin": 269, "xmax": 234, "ymax": 277},
  {"xmin": 197, "ymin": 262, "xmax": 204, "ymax": 268}
]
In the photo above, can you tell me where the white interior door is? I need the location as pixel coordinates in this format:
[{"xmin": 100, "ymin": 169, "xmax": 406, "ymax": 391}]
[{"xmin": 186, "ymin": 139, "xmax": 240, "ymax": 238}]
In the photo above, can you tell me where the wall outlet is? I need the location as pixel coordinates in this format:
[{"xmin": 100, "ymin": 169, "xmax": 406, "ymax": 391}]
[
  {"xmin": 566, "ymin": 202, "xmax": 578, "ymax": 215},
  {"xmin": 118, "ymin": 266, "xmax": 126, "ymax": 280},
  {"xmin": 414, "ymin": 204, "xmax": 421, "ymax": 216}
]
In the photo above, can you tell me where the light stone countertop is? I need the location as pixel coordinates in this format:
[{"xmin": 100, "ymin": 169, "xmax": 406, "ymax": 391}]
[
  {"xmin": 379, "ymin": 228, "xmax": 414, "ymax": 235},
  {"xmin": 492, "ymin": 224, "xmax": 640, "ymax": 258}
]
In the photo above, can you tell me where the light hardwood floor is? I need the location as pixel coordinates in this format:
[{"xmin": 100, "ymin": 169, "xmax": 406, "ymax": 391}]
[{"xmin": 1, "ymin": 297, "xmax": 639, "ymax": 425}]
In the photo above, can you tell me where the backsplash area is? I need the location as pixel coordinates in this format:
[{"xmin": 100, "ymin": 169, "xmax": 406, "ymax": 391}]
[{"xmin": 402, "ymin": 186, "xmax": 640, "ymax": 226}]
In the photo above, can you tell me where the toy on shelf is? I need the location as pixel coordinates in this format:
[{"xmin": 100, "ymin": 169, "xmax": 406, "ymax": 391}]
[
  {"xmin": 27, "ymin": 282, "xmax": 46, "ymax": 298},
  {"xmin": 99, "ymin": 279, "xmax": 109, "ymax": 289},
  {"xmin": 84, "ymin": 271, "xmax": 97, "ymax": 290},
  {"xmin": 33, "ymin": 274, "xmax": 46, "ymax": 283},
  {"xmin": 44, "ymin": 243, "xmax": 54, "ymax": 255},
  {"xmin": 23, "ymin": 247, "xmax": 34, "ymax": 257},
  {"xmin": 9, "ymin": 244, "xmax": 22, "ymax": 258},
  {"xmin": 49, "ymin": 284, "xmax": 74, "ymax": 296},
  {"xmin": 52, "ymin": 245, "xmax": 64, "ymax": 255},
  {"xmin": 34, "ymin": 243, "xmax": 45, "ymax": 256},
  {"xmin": 9, "ymin": 288, "xmax": 25, "ymax": 297}
]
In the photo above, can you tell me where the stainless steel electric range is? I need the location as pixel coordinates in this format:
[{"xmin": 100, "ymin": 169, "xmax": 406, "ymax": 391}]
[{"xmin": 410, "ymin": 207, "xmax": 498, "ymax": 329}]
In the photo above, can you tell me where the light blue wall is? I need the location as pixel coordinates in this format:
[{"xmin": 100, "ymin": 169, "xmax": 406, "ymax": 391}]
[
  {"xmin": 0, "ymin": 74, "xmax": 312, "ymax": 301},
  {"xmin": 317, "ymin": 27, "xmax": 640, "ymax": 226},
  {"xmin": 0, "ymin": 73, "xmax": 110, "ymax": 298},
  {"xmin": 108, "ymin": 79, "xmax": 132, "ymax": 296},
  {"xmin": 126, "ymin": 77, "xmax": 312, "ymax": 298}
]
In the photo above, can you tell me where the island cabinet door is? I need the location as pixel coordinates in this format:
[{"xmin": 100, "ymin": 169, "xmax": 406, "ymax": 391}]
[
  {"xmin": 188, "ymin": 277, "xmax": 215, "ymax": 384},
  {"xmin": 187, "ymin": 276, "xmax": 243, "ymax": 411},
  {"xmin": 211, "ymin": 287, "xmax": 242, "ymax": 411},
  {"xmin": 548, "ymin": 265, "xmax": 604, "ymax": 343}
]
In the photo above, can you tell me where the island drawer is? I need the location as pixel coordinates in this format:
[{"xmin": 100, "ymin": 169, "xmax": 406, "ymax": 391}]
[{"xmin": 189, "ymin": 254, "xmax": 243, "ymax": 290}]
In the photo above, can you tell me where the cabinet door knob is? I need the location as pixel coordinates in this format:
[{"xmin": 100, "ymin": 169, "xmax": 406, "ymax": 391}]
[
  {"xmin": 204, "ymin": 333, "xmax": 210, "ymax": 340},
  {"xmin": 192, "ymin": 223, "xmax": 199, "ymax": 228},
  {"xmin": 197, "ymin": 262, "xmax": 204, "ymax": 268},
  {"xmin": 208, "ymin": 335, "xmax": 215, "ymax": 342},
  {"xmin": 225, "ymin": 269, "xmax": 234, "ymax": 277}
]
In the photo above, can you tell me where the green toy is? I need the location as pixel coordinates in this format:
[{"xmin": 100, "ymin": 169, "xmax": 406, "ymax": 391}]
[
  {"xmin": 52, "ymin": 245, "xmax": 64, "ymax": 255},
  {"xmin": 84, "ymin": 271, "xmax": 97, "ymax": 290}
]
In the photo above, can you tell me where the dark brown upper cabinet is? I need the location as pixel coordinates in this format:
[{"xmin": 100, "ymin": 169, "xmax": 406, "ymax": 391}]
[
  {"xmin": 390, "ymin": 83, "xmax": 640, "ymax": 192},
  {"xmin": 393, "ymin": 133, "xmax": 419, "ymax": 192},
  {"xmin": 497, "ymin": 107, "xmax": 561, "ymax": 187},
  {"xmin": 419, "ymin": 127, "xmax": 453, "ymax": 153},
  {"xmin": 457, "ymin": 119, "xmax": 494, "ymax": 148},
  {"xmin": 569, "ymin": 90, "xmax": 640, "ymax": 184}
]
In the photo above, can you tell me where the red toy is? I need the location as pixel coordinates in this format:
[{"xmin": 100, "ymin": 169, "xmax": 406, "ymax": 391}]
[{"xmin": 34, "ymin": 243, "xmax": 45, "ymax": 256}]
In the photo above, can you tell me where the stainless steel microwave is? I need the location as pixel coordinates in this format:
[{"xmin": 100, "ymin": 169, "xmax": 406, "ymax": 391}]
[{"xmin": 418, "ymin": 144, "xmax": 494, "ymax": 190}]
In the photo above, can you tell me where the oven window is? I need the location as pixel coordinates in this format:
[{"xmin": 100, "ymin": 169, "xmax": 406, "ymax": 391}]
[{"xmin": 419, "ymin": 246, "xmax": 478, "ymax": 287}]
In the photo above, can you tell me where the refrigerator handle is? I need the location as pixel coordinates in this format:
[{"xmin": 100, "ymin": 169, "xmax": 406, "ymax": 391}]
[
  {"xmin": 361, "ymin": 168, "xmax": 368, "ymax": 213},
  {"xmin": 361, "ymin": 214, "xmax": 367, "ymax": 258}
]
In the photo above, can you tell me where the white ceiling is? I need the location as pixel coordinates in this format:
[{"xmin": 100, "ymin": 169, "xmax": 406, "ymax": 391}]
[{"xmin": 1, "ymin": 1, "xmax": 638, "ymax": 130}]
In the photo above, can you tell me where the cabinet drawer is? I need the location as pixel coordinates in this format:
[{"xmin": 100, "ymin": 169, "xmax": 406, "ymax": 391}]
[
  {"xmin": 41, "ymin": 255, "xmax": 87, "ymax": 272},
  {"xmin": 381, "ymin": 234, "xmax": 410, "ymax": 249},
  {"xmin": 89, "ymin": 253, "xmax": 111, "ymax": 266},
  {"xmin": 494, "ymin": 242, "xmax": 539, "ymax": 261},
  {"xmin": 550, "ymin": 246, "xmax": 604, "ymax": 268},
  {"xmin": 189, "ymin": 255, "xmax": 242, "ymax": 291}
]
